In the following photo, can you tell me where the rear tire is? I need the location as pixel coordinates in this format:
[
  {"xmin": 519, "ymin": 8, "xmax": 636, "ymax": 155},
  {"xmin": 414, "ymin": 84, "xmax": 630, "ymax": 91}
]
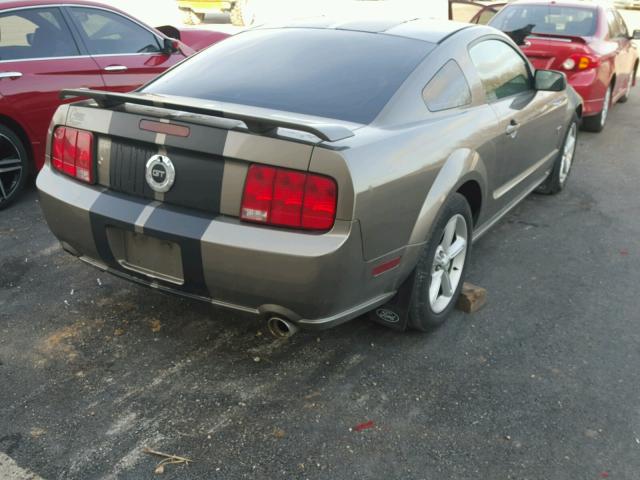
[
  {"xmin": 230, "ymin": 0, "xmax": 254, "ymax": 26},
  {"xmin": 582, "ymin": 84, "xmax": 612, "ymax": 132},
  {"xmin": 407, "ymin": 193, "xmax": 472, "ymax": 332},
  {"xmin": 535, "ymin": 115, "xmax": 578, "ymax": 195},
  {"xmin": 0, "ymin": 124, "xmax": 29, "ymax": 210}
]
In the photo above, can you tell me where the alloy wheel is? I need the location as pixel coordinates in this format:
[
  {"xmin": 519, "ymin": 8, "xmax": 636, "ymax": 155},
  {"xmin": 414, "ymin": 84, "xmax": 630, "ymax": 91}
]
[
  {"xmin": 559, "ymin": 123, "xmax": 577, "ymax": 185},
  {"xmin": 0, "ymin": 133, "xmax": 23, "ymax": 206},
  {"xmin": 429, "ymin": 214, "xmax": 468, "ymax": 314}
]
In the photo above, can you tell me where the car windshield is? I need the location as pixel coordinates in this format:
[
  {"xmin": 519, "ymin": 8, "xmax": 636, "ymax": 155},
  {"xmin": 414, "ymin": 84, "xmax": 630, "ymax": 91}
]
[
  {"xmin": 490, "ymin": 5, "xmax": 597, "ymax": 37},
  {"xmin": 143, "ymin": 28, "xmax": 434, "ymax": 124}
]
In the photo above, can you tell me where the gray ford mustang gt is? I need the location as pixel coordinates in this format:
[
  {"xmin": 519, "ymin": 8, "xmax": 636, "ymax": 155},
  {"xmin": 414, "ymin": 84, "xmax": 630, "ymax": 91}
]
[{"xmin": 37, "ymin": 18, "xmax": 582, "ymax": 335}]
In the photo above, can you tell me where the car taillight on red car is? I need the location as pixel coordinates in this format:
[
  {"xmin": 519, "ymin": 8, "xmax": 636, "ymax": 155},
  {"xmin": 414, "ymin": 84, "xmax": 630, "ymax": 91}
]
[
  {"xmin": 562, "ymin": 54, "xmax": 599, "ymax": 71},
  {"xmin": 51, "ymin": 126, "xmax": 95, "ymax": 184},
  {"xmin": 241, "ymin": 164, "xmax": 337, "ymax": 231}
]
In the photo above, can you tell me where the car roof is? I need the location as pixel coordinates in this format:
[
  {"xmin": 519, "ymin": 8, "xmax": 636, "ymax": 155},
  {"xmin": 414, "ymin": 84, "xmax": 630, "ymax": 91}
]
[{"xmin": 255, "ymin": 18, "xmax": 473, "ymax": 44}]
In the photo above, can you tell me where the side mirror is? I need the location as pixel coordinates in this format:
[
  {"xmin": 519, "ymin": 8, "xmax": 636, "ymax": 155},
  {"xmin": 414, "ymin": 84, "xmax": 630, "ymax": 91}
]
[
  {"xmin": 633, "ymin": 29, "xmax": 640, "ymax": 40},
  {"xmin": 535, "ymin": 69, "xmax": 566, "ymax": 92},
  {"xmin": 162, "ymin": 38, "xmax": 180, "ymax": 55}
]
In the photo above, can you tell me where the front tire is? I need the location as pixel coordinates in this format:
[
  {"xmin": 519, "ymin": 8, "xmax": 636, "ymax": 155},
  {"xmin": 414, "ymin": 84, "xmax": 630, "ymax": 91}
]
[
  {"xmin": 536, "ymin": 115, "xmax": 578, "ymax": 195},
  {"xmin": 407, "ymin": 193, "xmax": 473, "ymax": 332},
  {"xmin": 0, "ymin": 124, "xmax": 29, "ymax": 210},
  {"xmin": 582, "ymin": 84, "xmax": 612, "ymax": 132}
]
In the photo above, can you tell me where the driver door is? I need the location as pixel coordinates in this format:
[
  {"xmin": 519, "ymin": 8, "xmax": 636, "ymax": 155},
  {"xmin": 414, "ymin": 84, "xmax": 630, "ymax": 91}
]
[
  {"xmin": 63, "ymin": 6, "xmax": 188, "ymax": 93},
  {"xmin": 469, "ymin": 39, "xmax": 566, "ymax": 205}
]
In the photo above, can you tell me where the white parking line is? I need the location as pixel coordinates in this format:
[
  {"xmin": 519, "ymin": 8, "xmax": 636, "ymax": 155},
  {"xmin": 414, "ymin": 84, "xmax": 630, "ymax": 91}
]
[{"xmin": 0, "ymin": 453, "xmax": 45, "ymax": 480}]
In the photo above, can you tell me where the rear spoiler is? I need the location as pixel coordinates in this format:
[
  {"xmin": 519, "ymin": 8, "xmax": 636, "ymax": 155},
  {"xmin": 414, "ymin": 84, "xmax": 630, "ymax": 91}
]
[
  {"xmin": 504, "ymin": 24, "xmax": 587, "ymax": 46},
  {"xmin": 59, "ymin": 89, "xmax": 355, "ymax": 143},
  {"xmin": 526, "ymin": 32, "xmax": 587, "ymax": 44}
]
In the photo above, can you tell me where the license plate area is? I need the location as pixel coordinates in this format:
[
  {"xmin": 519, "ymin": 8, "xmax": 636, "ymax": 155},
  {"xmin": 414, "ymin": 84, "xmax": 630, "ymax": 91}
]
[{"xmin": 106, "ymin": 228, "xmax": 184, "ymax": 285}]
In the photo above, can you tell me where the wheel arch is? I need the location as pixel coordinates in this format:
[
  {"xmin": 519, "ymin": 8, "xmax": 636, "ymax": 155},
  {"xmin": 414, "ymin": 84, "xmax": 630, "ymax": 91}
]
[
  {"xmin": 456, "ymin": 179, "xmax": 482, "ymax": 226},
  {"xmin": 407, "ymin": 148, "xmax": 487, "ymax": 246}
]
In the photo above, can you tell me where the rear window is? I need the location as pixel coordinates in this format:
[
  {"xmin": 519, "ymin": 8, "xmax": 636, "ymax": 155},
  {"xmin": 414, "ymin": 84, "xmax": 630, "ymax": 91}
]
[
  {"xmin": 490, "ymin": 5, "xmax": 597, "ymax": 37},
  {"xmin": 143, "ymin": 28, "xmax": 434, "ymax": 124}
]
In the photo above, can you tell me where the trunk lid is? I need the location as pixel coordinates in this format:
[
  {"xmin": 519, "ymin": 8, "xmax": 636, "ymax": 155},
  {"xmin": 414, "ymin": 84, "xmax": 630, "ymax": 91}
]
[
  {"xmin": 61, "ymin": 90, "xmax": 352, "ymax": 217},
  {"xmin": 520, "ymin": 34, "xmax": 591, "ymax": 71}
]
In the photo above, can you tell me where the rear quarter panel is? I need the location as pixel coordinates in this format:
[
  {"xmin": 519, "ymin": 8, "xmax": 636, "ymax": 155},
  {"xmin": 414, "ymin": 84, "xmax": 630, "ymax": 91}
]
[
  {"xmin": 335, "ymin": 110, "xmax": 496, "ymax": 263},
  {"xmin": 331, "ymin": 27, "xmax": 499, "ymax": 262}
]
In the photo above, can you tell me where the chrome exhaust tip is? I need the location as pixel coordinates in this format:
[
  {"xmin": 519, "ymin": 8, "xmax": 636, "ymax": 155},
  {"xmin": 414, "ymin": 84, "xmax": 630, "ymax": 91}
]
[{"xmin": 267, "ymin": 316, "xmax": 299, "ymax": 338}]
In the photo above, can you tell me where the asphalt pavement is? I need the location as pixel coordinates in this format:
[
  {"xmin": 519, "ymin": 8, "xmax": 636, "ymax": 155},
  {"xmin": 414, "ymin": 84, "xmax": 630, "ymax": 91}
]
[{"xmin": 2, "ymin": 66, "xmax": 640, "ymax": 480}]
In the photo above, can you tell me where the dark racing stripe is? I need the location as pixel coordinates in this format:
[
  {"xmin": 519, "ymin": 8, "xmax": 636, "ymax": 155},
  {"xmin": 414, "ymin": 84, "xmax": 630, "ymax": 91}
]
[
  {"xmin": 89, "ymin": 191, "xmax": 150, "ymax": 268},
  {"xmin": 142, "ymin": 204, "xmax": 213, "ymax": 297},
  {"xmin": 88, "ymin": 193, "xmax": 214, "ymax": 297}
]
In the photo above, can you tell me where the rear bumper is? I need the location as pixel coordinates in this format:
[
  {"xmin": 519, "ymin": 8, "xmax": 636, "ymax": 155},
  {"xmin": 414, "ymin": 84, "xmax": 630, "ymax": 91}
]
[
  {"xmin": 37, "ymin": 166, "xmax": 399, "ymax": 329},
  {"xmin": 568, "ymin": 70, "xmax": 607, "ymax": 117}
]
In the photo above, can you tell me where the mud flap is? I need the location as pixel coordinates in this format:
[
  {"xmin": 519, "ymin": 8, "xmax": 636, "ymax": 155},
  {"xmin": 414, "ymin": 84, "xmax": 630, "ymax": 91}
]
[{"xmin": 369, "ymin": 272, "xmax": 415, "ymax": 332}]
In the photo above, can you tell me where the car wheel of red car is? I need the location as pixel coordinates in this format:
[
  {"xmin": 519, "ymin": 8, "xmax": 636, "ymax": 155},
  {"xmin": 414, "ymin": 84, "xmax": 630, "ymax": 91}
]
[
  {"xmin": 583, "ymin": 84, "xmax": 612, "ymax": 133},
  {"xmin": 0, "ymin": 125, "xmax": 29, "ymax": 211}
]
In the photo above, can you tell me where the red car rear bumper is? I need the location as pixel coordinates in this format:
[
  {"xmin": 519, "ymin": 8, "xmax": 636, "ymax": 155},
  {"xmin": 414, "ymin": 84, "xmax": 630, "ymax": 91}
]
[{"xmin": 567, "ymin": 69, "xmax": 607, "ymax": 117}]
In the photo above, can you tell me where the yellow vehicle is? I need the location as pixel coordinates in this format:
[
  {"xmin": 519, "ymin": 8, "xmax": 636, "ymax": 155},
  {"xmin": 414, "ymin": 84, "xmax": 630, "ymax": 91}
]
[{"xmin": 177, "ymin": 0, "xmax": 254, "ymax": 26}]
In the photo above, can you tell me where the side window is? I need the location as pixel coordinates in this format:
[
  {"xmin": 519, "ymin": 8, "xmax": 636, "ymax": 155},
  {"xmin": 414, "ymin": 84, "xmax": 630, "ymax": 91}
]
[
  {"xmin": 0, "ymin": 7, "xmax": 79, "ymax": 61},
  {"xmin": 469, "ymin": 39, "xmax": 532, "ymax": 102},
  {"xmin": 423, "ymin": 60, "xmax": 472, "ymax": 112},
  {"xmin": 69, "ymin": 7, "xmax": 161, "ymax": 55}
]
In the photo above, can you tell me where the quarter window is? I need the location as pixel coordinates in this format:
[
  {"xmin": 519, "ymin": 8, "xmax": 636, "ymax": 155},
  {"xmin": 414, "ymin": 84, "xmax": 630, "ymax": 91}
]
[
  {"xmin": 423, "ymin": 60, "xmax": 471, "ymax": 112},
  {"xmin": 469, "ymin": 40, "xmax": 532, "ymax": 102},
  {"xmin": 0, "ymin": 7, "xmax": 79, "ymax": 61},
  {"xmin": 69, "ymin": 7, "xmax": 161, "ymax": 55}
]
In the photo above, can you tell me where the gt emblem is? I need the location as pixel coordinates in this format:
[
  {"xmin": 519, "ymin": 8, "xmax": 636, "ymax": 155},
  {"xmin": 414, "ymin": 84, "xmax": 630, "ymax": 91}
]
[{"xmin": 145, "ymin": 155, "xmax": 175, "ymax": 193}]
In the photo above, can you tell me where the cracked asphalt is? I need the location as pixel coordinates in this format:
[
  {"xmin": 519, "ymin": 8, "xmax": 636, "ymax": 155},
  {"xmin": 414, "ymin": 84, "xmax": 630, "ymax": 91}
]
[{"xmin": 2, "ymin": 90, "xmax": 640, "ymax": 479}]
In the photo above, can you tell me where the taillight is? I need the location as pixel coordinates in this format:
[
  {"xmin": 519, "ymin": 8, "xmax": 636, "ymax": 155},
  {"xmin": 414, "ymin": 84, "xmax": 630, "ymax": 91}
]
[
  {"xmin": 51, "ymin": 126, "xmax": 95, "ymax": 184},
  {"xmin": 301, "ymin": 174, "xmax": 337, "ymax": 230},
  {"xmin": 241, "ymin": 164, "xmax": 337, "ymax": 231},
  {"xmin": 562, "ymin": 54, "xmax": 599, "ymax": 71}
]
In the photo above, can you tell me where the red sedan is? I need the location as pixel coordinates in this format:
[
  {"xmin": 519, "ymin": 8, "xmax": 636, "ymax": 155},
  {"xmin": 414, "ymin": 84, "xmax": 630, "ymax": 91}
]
[
  {"xmin": 489, "ymin": 0, "xmax": 639, "ymax": 132},
  {"xmin": 0, "ymin": 0, "xmax": 228, "ymax": 209}
]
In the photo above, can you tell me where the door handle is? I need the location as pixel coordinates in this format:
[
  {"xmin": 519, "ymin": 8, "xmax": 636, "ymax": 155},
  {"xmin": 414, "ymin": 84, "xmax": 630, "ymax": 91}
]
[
  {"xmin": 103, "ymin": 65, "xmax": 128, "ymax": 72},
  {"xmin": 505, "ymin": 120, "xmax": 520, "ymax": 138},
  {"xmin": 0, "ymin": 71, "xmax": 23, "ymax": 80}
]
